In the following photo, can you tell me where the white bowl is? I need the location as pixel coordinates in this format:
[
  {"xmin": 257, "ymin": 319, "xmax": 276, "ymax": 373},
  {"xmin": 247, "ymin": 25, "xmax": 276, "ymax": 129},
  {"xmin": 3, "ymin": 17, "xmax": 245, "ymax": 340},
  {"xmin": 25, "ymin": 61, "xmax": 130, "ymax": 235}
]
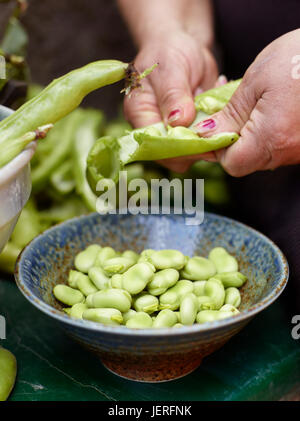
[{"xmin": 0, "ymin": 105, "xmax": 36, "ymax": 253}]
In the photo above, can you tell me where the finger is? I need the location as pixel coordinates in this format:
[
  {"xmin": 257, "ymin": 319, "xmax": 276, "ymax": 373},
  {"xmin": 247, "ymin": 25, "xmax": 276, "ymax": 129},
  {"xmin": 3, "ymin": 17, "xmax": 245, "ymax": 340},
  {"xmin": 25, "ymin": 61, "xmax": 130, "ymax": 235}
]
[
  {"xmin": 215, "ymin": 74, "xmax": 228, "ymax": 87},
  {"xmin": 123, "ymin": 79, "xmax": 161, "ymax": 128},
  {"xmin": 157, "ymin": 152, "xmax": 217, "ymax": 173}
]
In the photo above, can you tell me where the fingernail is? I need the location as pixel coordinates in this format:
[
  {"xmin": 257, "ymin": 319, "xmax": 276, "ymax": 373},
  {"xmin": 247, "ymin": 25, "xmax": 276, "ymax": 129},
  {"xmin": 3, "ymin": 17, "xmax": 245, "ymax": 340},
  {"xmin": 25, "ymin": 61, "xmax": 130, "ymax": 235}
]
[
  {"xmin": 194, "ymin": 87, "xmax": 204, "ymax": 96},
  {"xmin": 167, "ymin": 109, "xmax": 181, "ymax": 123},
  {"xmin": 196, "ymin": 118, "xmax": 216, "ymax": 131},
  {"xmin": 217, "ymin": 74, "xmax": 227, "ymax": 86}
]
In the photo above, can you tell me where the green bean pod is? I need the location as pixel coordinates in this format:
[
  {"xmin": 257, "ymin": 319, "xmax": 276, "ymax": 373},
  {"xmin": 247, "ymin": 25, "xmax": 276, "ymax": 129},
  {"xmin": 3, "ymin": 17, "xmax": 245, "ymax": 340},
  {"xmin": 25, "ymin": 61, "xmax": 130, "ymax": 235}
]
[
  {"xmin": 53, "ymin": 285, "xmax": 84, "ymax": 306},
  {"xmin": 74, "ymin": 245, "xmax": 102, "ymax": 273},
  {"xmin": 181, "ymin": 256, "xmax": 216, "ymax": 281},
  {"xmin": 0, "ymin": 60, "xmax": 128, "ymax": 144},
  {"xmin": 208, "ymin": 247, "xmax": 238, "ymax": 273},
  {"xmin": 0, "ymin": 347, "xmax": 17, "ymax": 401},
  {"xmin": 82, "ymin": 308, "xmax": 123, "ymax": 326},
  {"xmin": 152, "ymin": 309, "xmax": 178, "ymax": 328}
]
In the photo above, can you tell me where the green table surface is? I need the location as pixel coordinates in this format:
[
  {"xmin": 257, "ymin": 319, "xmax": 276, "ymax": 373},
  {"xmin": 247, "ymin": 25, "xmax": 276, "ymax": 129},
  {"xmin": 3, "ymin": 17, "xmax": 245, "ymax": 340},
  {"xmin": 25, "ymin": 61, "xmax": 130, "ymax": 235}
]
[{"xmin": 1, "ymin": 275, "xmax": 299, "ymax": 401}]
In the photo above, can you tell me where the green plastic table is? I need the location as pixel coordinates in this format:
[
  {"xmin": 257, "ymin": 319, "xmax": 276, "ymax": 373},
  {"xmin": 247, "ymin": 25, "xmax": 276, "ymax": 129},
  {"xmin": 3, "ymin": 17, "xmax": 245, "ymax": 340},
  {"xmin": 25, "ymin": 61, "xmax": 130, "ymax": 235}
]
[{"xmin": 1, "ymin": 275, "xmax": 299, "ymax": 401}]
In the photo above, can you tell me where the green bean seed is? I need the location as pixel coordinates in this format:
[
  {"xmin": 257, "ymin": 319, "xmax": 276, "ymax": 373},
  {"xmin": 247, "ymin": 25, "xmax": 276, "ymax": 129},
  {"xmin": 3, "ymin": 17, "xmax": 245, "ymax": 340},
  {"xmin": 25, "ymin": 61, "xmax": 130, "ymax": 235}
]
[
  {"xmin": 202, "ymin": 278, "xmax": 225, "ymax": 310},
  {"xmin": 103, "ymin": 257, "xmax": 135, "ymax": 274},
  {"xmin": 193, "ymin": 280, "xmax": 207, "ymax": 296},
  {"xmin": 181, "ymin": 256, "xmax": 216, "ymax": 281},
  {"xmin": 88, "ymin": 267, "xmax": 111, "ymax": 290},
  {"xmin": 220, "ymin": 304, "xmax": 240, "ymax": 315},
  {"xmin": 159, "ymin": 280, "xmax": 194, "ymax": 310},
  {"xmin": 180, "ymin": 293, "xmax": 198, "ymax": 325},
  {"xmin": 0, "ymin": 347, "xmax": 17, "ymax": 401},
  {"xmin": 76, "ymin": 273, "xmax": 98, "ymax": 296},
  {"xmin": 74, "ymin": 244, "xmax": 102, "ymax": 273},
  {"xmin": 173, "ymin": 323, "xmax": 184, "ymax": 328},
  {"xmin": 147, "ymin": 268, "xmax": 179, "ymax": 295},
  {"xmin": 111, "ymin": 274, "xmax": 123, "ymax": 289},
  {"xmin": 224, "ymin": 287, "xmax": 241, "ymax": 307},
  {"xmin": 90, "ymin": 289, "xmax": 132, "ymax": 312},
  {"xmin": 214, "ymin": 272, "xmax": 247, "ymax": 288},
  {"xmin": 68, "ymin": 303, "xmax": 88, "ymax": 319},
  {"xmin": 208, "ymin": 247, "xmax": 238, "ymax": 273},
  {"xmin": 53, "ymin": 285, "xmax": 84, "ymax": 306},
  {"xmin": 152, "ymin": 309, "xmax": 177, "ymax": 328},
  {"xmin": 122, "ymin": 263, "xmax": 154, "ymax": 295},
  {"xmin": 197, "ymin": 295, "xmax": 215, "ymax": 310},
  {"xmin": 82, "ymin": 308, "xmax": 123, "ymax": 326},
  {"xmin": 122, "ymin": 250, "xmax": 139, "ymax": 263},
  {"xmin": 133, "ymin": 294, "xmax": 159, "ymax": 314},
  {"xmin": 122, "ymin": 309, "xmax": 137, "ymax": 324},
  {"xmin": 149, "ymin": 249, "xmax": 186, "ymax": 270},
  {"xmin": 68, "ymin": 270, "xmax": 83, "ymax": 288},
  {"xmin": 94, "ymin": 246, "xmax": 116, "ymax": 267},
  {"xmin": 126, "ymin": 312, "xmax": 153, "ymax": 329},
  {"xmin": 196, "ymin": 310, "xmax": 233, "ymax": 324}
]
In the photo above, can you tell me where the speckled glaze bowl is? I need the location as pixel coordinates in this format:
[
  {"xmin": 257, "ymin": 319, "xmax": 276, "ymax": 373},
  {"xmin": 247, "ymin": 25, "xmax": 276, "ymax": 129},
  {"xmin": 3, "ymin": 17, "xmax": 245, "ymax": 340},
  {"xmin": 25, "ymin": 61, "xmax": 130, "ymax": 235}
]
[{"xmin": 15, "ymin": 213, "xmax": 288, "ymax": 382}]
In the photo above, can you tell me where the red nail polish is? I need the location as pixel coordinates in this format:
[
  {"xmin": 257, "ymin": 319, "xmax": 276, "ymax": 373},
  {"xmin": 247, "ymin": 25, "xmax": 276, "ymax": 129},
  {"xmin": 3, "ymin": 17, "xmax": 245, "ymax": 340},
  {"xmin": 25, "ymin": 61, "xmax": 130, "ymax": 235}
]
[
  {"xmin": 197, "ymin": 118, "xmax": 216, "ymax": 130},
  {"xmin": 168, "ymin": 109, "xmax": 181, "ymax": 122}
]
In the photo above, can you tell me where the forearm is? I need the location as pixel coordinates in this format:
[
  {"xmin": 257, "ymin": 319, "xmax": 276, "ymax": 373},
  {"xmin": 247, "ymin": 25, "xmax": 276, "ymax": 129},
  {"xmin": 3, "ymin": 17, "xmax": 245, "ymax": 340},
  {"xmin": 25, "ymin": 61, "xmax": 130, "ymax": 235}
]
[{"xmin": 117, "ymin": 0, "xmax": 214, "ymax": 48}]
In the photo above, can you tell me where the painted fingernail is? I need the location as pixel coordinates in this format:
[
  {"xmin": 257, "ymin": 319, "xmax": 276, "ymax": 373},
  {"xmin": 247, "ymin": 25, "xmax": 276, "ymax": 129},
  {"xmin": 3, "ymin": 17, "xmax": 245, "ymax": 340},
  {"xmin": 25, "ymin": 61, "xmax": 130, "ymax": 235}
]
[
  {"xmin": 217, "ymin": 75, "xmax": 227, "ymax": 86},
  {"xmin": 196, "ymin": 118, "xmax": 216, "ymax": 131},
  {"xmin": 167, "ymin": 109, "xmax": 181, "ymax": 123}
]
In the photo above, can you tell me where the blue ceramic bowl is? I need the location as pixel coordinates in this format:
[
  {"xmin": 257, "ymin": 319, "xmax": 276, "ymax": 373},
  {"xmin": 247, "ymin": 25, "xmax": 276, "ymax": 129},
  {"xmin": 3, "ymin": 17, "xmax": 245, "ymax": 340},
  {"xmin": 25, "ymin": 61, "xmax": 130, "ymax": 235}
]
[{"xmin": 15, "ymin": 213, "xmax": 288, "ymax": 382}]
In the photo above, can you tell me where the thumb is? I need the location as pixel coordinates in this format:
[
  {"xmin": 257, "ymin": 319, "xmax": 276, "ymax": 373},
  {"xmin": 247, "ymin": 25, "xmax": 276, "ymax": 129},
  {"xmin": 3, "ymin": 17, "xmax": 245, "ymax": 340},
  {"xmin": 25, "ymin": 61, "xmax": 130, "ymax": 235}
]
[
  {"xmin": 152, "ymin": 64, "xmax": 196, "ymax": 127},
  {"xmin": 195, "ymin": 78, "xmax": 265, "ymax": 176}
]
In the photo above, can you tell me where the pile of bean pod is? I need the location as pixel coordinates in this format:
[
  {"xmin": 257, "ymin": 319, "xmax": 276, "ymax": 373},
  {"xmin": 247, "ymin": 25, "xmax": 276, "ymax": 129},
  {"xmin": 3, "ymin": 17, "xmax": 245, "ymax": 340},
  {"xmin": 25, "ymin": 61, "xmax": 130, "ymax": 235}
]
[{"xmin": 53, "ymin": 246, "xmax": 247, "ymax": 329}]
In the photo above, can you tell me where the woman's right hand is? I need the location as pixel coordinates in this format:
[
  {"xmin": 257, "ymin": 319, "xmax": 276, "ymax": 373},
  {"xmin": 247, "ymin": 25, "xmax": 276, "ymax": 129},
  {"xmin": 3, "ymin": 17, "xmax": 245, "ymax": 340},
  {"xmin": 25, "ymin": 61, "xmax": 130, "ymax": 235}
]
[{"xmin": 123, "ymin": 30, "xmax": 219, "ymax": 148}]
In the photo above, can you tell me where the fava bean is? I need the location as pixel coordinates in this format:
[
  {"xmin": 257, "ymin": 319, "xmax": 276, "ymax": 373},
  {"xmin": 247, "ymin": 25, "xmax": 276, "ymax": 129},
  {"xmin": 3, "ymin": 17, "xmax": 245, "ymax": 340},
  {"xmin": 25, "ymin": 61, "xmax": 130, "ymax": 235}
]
[
  {"xmin": 0, "ymin": 347, "xmax": 17, "ymax": 401},
  {"xmin": 224, "ymin": 287, "xmax": 241, "ymax": 307},
  {"xmin": 103, "ymin": 257, "xmax": 135, "ymax": 274},
  {"xmin": 88, "ymin": 267, "xmax": 111, "ymax": 290},
  {"xmin": 68, "ymin": 270, "xmax": 82, "ymax": 288},
  {"xmin": 122, "ymin": 263, "xmax": 154, "ymax": 295},
  {"xmin": 181, "ymin": 256, "xmax": 216, "ymax": 281},
  {"xmin": 173, "ymin": 323, "xmax": 184, "ymax": 328},
  {"xmin": 202, "ymin": 278, "xmax": 225, "ymax": 310},
  {"xmin": 133, "ymin": 294, "xmax": 159, "ymax": 314},
  {"xmin": 220, "ymin": 304, "xmax": 240, "ymax": 315},
  {"xmin": 82, "ymin": 308, "xmax": 123, "ymax": 326},
  {"xmin": 74, "ymin": 244, "xmax": 102, "ymax": 273},
  {"xmin": 126, "ymin": 312, "xmax": 153, "ymax": 329},
  {"xmin": 90, "ymin": 289, "xmax": 131, "ymax": 312},
  {"xmin": 122, "ymin": 309, "xmax": 137, "ymax": 324},
  {"xmin": 67, "ymin": 302, "xmax": 88, "ymax": 319},
  {"xmin": 122, "ymin": 250, "xmax": 139, "ymax": 263},
  {"xmin": 193, "ymin": 280, "xmax": 207, "ymax": 296},
  {"xmin": 76, "ymin": 273, "xmax": 98, "ymax": 296},
  {"xmin": 208, "ymin": 247, "xmax": 238, "ymax": 273},
  {"xmin": 159, "ymin": 280, "xmax": 194, "ymax": 310},
  {"xmin": 152, "ymin": 309, "xmax": 177, "ymax": 328},
  {"xmin": 149, "ymin": 250, "xmax": 186, "ymax": 270},
  {"xmin": 180, "ymin": 293, "xmax": 198, "ymax": 325},
  {"xmin": 214, "ymin": 272, "xmax": 247, "ymax": 288},
  {"xmin": 111, "ymin": 274, "xmax": 123, "ymax": 289},
  {"xmin": 94, "ymin": 247, "xmax": 116, "ymax": 267},
  {"xmin": 196, "ymin": 310, "xmax": 233, "ymax": 324},
  {"xmin": 147, "ymin": 268, "xmax": 179, "ymax": 296},
  {"xmin": 53, "ymin": 285, "xmax": 84, "ymax": 306}
]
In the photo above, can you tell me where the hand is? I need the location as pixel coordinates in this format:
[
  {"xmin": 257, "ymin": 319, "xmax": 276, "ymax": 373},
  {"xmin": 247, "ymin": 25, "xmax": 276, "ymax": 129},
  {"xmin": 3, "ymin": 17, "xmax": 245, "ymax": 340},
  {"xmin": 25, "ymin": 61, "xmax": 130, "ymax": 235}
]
[
  {"xmin": 192, "ymin": 29, "xmax": 300, "ymax": 177},
  {"xmin": 123, "ymin": 30, "xmax": 219, "ymax": 131}
]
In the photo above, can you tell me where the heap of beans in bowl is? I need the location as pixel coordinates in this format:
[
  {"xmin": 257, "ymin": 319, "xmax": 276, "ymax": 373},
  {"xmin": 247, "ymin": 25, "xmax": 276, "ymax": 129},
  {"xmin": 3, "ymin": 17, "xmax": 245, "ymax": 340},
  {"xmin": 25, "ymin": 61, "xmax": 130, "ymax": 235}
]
[{"xmin": 53, "ymin": 246, "xmax": 247, "ymax": 329}]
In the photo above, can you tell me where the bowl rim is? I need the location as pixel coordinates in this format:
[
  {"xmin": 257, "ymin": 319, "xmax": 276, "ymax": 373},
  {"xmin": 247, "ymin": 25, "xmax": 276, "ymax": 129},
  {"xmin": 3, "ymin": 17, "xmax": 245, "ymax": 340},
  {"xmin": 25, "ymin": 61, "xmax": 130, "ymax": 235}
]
[
  {"xmin": 0, "ymin": 105, "xmax": 37, "ymax": 186},
  {"xmin": 15, "ymin": 212, "xmax": 289, "ymax": 337}
]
